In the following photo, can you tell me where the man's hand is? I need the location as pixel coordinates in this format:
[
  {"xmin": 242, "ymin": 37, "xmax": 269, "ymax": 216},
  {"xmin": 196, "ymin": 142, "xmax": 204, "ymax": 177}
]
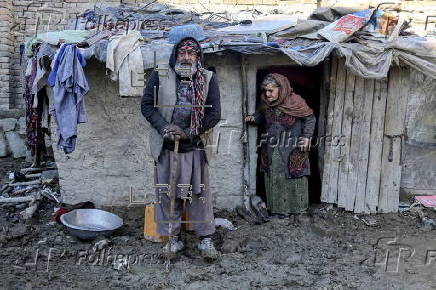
[
  {"xmin": 163, "ymin": 124, "xmax": 188, "ymax": 140},
  {"xmin": 163, "ymin": 132, "xmax": 175, "ymax": 142},
  {"xmin": 299, "ymin": 137, "xmax": 311, "ymax": 152},
  {"xmin": 245, "ymin": 115, "xmax": 256, "ymax": 123}
]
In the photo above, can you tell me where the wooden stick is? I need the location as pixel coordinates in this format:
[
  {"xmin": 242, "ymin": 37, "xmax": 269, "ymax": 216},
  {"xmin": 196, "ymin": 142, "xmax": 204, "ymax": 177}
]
[
  {"xmin": 20, "ymin": 167, "xmax": 56, "ymax": 174},
  {"xmin": 21, "ymin": 200, "xmax": 40, "ymax": 220},
  {"xmin": 25, "ymin": 173, "xmax": 42, "ymax": 179},
  {"xmin": 0, "ymin": 184, "xmax": 10, "ymax": 193},
  {"xmin": 0, "ymin": 196, "xmax": 34, "ymax": 203},
  {"xmin": 9, "ymin": 180, "xmax": 41, "ymax": 187},
  {"xmin": 10, "ymin": 188, "xmax": 33, "ymax": 195},
  {"xmin": 240, "ymin": 54, "xmax": 251, "ymax": 211},
  {"xmin": 168, "ymin": 135, "xmax": 180, "ymax": 242}
]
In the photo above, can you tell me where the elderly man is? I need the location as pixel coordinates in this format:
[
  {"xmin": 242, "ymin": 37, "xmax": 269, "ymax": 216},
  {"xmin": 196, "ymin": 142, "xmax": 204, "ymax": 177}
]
[{"xmin": 141, "ymin": 35, "xmax": 221, "ymax": 260}]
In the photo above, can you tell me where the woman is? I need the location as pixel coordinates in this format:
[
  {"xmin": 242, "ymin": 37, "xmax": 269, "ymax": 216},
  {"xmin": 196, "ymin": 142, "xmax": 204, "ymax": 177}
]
[{"xmin": 246, "ymin": 73, "xmax": 316, "ymax": 216}]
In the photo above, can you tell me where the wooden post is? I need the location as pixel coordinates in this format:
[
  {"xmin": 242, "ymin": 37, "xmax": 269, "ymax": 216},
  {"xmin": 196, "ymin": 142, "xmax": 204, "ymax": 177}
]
[
  {"xmin": 337, "ymin": 70, "xmax": 355, "ymax": 209},
  {"xmin": 353, "ymin": 79, "xmax": 374, "ymax": 213},
  {"xmin": 325, "ymin": 58, "xmax": 346, "ymax": 204},
  {"xmin": 379, "ymin": 66, "xmax": 408, "ymax": 213},
  {"xmin": 365, "ymin": 79, "xmax": 387, "ymax": 213},
  {"xmin": 321, "ymin": 56, "xmax": 338, "ymax": 204},
  {"xmin": 240, "ymin": 54, "xmax": 251, "ymax": 210},
  {"xmin": 317, "ymin": 58, "xmax": 331, "ymax": 178},
  {"xmin": 345, "ymin": 76, "xmax": 364, "ymax": 211}
]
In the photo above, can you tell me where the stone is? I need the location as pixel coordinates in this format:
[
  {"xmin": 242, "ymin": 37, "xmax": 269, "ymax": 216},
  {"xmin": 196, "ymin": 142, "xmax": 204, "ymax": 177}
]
[
  {"xmin": 41, "ymin": 169, "xmax": 58, "ymax": 181},
  {"xmin": 221, "ymin": 239, "xmax": 241, "ymax": 253},
  {"xmin": 0, "ymin": 118, "xmax": 17, "ymax": 131},
  {"xmin": 17, "ymin": 117, "xmax": 26, "ymax": 134},
  {"xmin": 5, "ymin": 131, "xmax": 27, "ymax": 158},
  {"xmin": 286, "ymin": 253, "xmax": 302, "ymax": 265},
  {"xmin": 25, "ymin": 149, "xmax": 32, "ymax": 162},
  {"xmin": 0, "ymin": 131, "xmax": 8, "ymax": 157}
]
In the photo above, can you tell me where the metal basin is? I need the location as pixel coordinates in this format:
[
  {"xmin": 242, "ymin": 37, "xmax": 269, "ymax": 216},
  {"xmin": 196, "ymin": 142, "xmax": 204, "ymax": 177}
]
[{"xmin": 60, "ymin": 209, "xmax": 123, "ymax": 241}]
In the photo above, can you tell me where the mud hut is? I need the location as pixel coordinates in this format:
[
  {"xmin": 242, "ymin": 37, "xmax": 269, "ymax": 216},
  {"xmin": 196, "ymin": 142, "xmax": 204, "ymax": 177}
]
[{"xmin": 27, "ymin": 7, "xmax": 436, "ymax": 213}]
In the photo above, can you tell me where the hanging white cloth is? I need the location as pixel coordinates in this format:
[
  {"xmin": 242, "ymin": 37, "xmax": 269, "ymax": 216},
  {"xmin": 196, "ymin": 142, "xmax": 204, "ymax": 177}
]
[{"xmin": 106, "ymin": 31, "xmax": 144, "ymax": 97}]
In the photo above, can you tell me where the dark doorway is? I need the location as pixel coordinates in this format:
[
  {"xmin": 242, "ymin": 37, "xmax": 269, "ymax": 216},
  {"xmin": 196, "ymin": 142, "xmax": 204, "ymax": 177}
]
[{"xmin": 255, "ymin": 65, "xmax": 322, "ymax": 204}]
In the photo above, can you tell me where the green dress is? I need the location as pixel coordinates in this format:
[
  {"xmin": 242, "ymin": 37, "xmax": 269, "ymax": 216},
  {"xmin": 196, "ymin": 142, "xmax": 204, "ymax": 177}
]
[{"xmin": 264, "ymin": 146, "xmax": 309, "ymax": 215}]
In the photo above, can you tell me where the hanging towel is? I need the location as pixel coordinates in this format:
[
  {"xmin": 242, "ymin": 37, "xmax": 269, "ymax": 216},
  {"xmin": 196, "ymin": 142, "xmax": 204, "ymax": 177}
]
[{"xmin": 106, "ymin": 31, "xmax": 144, "ymax": 97}]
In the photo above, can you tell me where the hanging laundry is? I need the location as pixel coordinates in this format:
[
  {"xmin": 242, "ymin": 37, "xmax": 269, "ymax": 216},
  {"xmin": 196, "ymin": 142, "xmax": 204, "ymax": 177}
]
[
  {"xmin": 24, "ymin": 57, "xmax": 44, "ymax": 152},
  {"xmin": 35, "ymin": 44, "xmax": 56, "ymax": 133},
  {"xmin": 32, "ymin": 43, "xmax": 56, "ymax": 97},
  {"xmin": 106, "ymin": 30, "xmax": 144, "ymax": 97},
  {"xmin": 22, "ymin": 42, "xmax": 54, "ymax": 166},
  {"xmin": 25, "ymin": 30, "xmax": 90, "ymax": 57},
  {"xmin": 49, "ymin": 44, "xmax": 89, "ymax": 154}
]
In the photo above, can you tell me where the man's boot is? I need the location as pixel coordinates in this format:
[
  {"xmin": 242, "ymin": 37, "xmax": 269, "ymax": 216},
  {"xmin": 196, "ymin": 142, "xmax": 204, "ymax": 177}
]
[
  {"xmin": 163, "ymin": 236, "xmax": 184, "ymax": 258},
  {"xmin": 197, "ymin": 237, "xmax": 219, "ymax": 261}
]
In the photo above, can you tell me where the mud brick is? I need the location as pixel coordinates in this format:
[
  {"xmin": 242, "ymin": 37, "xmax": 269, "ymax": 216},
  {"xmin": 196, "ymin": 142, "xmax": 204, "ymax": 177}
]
[
  {"xmin": 0, "ymin": 13, "xmax": 12, "ymax": 22},
  {"xmin": 262, "ymin": 0, "xmax": 277, "ymax": 5},
  {"xmin": 237, "ymin": 0, "xmax": 254, "ymax": 4},
  {"xmin": 0, "ymin": 75, "xmax": 10, "ymax": 82},
  {"xmin": 0, "ymin": 87, "xmax": 10, "ymax": 93}
]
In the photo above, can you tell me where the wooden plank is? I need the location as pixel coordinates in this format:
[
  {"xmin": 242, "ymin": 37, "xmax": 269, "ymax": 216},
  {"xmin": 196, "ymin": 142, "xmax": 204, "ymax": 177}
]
[
  {"xmin": 379, "ymin": 66, "xmax": 408, "ymax": 212},
  {"xmin": 320, "ymin": 56, "xmax": 338, "ymax": 203},
  {"xmin": 240, "ymin": 55, "xmax": 250, "ymax": 210},
  {"xmin": 365, "ymin": 79, "xmax": 387, "ymax": 213},
  {"xmin": 325, "ymin": 58, "xmax": 347, "ymax": 205},
  {"xmin": 317, "ymin": 58, "xmax": 331, "ymax": 178},
  {"xmin": 246, "ymin": 64, "xmax": 259, "ymax": 203},
  {"xmin": 389, "ymin": 67, "xmax": 409, "ymax": 212},
  {"xmin": 336, "ymin": 70, "xmax": 355, "ymax": 208},
  {"xmin": 345, "ymin": 76, "xmax": 365, "ymax": 211},
  {"xmin": 353, "ymin": 79, "xmax": 374, "ymax": 213}
]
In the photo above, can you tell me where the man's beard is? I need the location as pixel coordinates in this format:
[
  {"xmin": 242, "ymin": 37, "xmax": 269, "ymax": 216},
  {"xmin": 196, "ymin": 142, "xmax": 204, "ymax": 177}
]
[{"xmin": 174, "ymin": 60, "xmax": 197, "ymax": 79}]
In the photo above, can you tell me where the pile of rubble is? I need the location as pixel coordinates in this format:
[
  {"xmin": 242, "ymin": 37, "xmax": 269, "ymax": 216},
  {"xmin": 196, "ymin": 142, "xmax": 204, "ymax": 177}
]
[{"xmin": 0, "ymin": 163, "xmax": 60, "ymax": 221}]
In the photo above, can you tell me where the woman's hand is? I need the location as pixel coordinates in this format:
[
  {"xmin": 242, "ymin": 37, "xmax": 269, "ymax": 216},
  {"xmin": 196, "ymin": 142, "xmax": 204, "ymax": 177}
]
[
  {"xmin": 245, "ymin": 115, "xmax": 255, "ymax": 123},
  {"xmin": 299, "ymin": 137, "xmax": 311, "ymax": 152}
]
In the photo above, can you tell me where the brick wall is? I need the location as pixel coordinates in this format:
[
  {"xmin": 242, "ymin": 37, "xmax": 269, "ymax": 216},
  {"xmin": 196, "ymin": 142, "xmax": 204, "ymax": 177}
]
[
  {"xmin": 9, "ymin": 0, "xmax": 119, "ymax": 109},
  {"xmin": 1, "ymin": 0, "xmax": 435, "ymax": 110},
  {"xmin": 0, "ymin": 0, "xmax": 13, "ymax": 109}
]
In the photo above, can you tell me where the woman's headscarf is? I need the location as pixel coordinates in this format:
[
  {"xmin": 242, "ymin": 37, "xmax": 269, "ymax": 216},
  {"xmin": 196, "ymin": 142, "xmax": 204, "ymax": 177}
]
[{"xmin": 259, "ymin": 73, "xmax": 313, "ymax": 118}]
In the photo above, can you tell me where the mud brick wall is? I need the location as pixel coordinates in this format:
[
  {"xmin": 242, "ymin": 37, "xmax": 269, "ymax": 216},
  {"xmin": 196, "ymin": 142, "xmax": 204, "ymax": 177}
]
[
  {"xmin": 0, "ymin": 0, "xmax": 14, "ymax": 110},
  {"xmin": 6, "ymin": 0, "xmax": 121, "ymax": 110}
]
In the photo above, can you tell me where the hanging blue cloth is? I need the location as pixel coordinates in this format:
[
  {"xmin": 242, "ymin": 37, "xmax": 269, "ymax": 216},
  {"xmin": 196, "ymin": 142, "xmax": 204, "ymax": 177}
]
[
  {"xmin": 50, "ymin": 44, "xmax": 89, "ymax": 154},
  {"xmin": 48, "ymin": 43, "xmax": 86, "ymax": 87}
]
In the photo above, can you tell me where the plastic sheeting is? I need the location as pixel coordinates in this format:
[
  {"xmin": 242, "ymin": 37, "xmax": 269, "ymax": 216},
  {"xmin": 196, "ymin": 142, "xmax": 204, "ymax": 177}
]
[
  {"xmin": 81, "ymin": 34, "xmax": 436, "ymax": 80},
  {"xmin": 74, "ymin": 8, "xmax": 435, "ymax": 81},
  {"xmin": 274, "ymin": 36, "xmax": 436, "ymax": 80}
]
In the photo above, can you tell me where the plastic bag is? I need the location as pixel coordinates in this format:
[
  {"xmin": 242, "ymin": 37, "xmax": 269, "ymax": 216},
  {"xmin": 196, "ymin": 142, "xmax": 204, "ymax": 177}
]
[{"xmin": 318, "ymin": 9, "xmax": 374, "ymax": 43}]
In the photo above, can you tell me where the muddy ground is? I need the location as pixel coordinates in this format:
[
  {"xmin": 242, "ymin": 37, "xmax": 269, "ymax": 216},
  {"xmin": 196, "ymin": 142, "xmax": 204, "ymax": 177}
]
[{"xmin": 1, "ymin": 159, "xmax": 436, "ymax": 289}]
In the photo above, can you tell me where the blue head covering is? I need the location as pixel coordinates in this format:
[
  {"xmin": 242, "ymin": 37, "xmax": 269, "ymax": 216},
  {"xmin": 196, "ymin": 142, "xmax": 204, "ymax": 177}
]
[{"xmin": 168, "ymin": 24, "xmax": 206, "ymax": 44}]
